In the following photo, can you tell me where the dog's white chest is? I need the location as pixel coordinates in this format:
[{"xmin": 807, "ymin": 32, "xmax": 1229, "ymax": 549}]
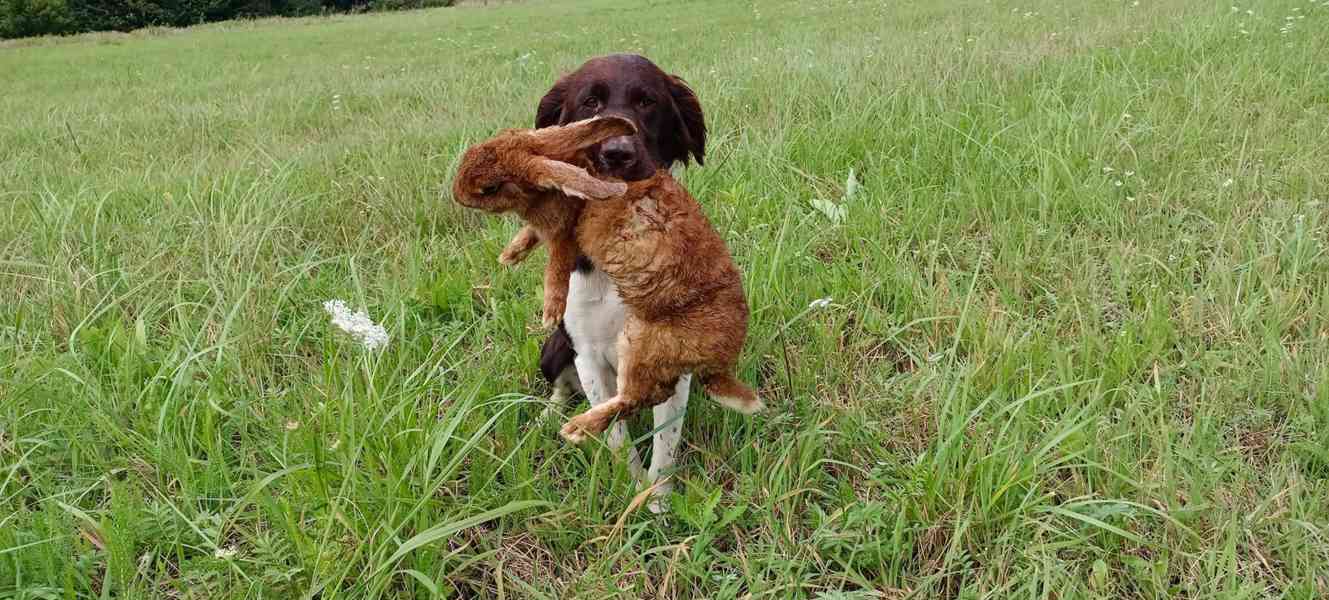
[{"xmin": 564, "ymin": 268, "xmax": 626, "ymax": 367}]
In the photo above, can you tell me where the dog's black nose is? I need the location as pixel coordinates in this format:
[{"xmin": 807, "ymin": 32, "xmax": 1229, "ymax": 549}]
[{"xmin": 600, "ymin": 137, "xmax": 637, "ymax": 169}]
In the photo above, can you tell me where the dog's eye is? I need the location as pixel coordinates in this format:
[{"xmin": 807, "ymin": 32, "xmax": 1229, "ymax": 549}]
[
  {"xmin": 582, "ymin": 97, "xmax": 600, "ymax": 110},
  {"xmin": 637, "ymin": 97, "xmax": 656, "ymax": 108},
  {"xmin": 479, "ymin": 184, "xmax": 501, "ymax": 196}
]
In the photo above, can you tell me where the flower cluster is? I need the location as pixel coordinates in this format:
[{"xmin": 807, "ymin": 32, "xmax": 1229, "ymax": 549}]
[{"xmin": 323, "ymin": 299, "xmax": 389, "ymax": 351}]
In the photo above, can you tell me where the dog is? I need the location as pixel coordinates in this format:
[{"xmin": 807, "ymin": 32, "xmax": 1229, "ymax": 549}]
[
  {"xmin": 452, "ymin": 116, "xmax": 761, "ymax": 442},
  {"xmin": 525, "ymin": 54, "xmax": 707, "ymax": 512}
]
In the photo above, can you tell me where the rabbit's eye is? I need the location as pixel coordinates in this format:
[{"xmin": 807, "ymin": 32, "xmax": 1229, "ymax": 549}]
[{"xmin": 479, "ymin": 184, "xmax": 501, "ymax": 196}]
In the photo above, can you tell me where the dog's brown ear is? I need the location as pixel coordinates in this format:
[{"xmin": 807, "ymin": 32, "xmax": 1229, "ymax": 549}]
[
  {"xmin": 663, "ymin": 75, "xmax": 706, "ymax": 166},
  {"xmin": 529, "ymin": 157, "xmax": 627, "ymax": 200},
  {"xmin": 536, "ymin": 77, "xmax": 568, "ymax": 128},
  {"xmin": 530, "ymin": 116, "xmax": 637, "ymax": 158}
]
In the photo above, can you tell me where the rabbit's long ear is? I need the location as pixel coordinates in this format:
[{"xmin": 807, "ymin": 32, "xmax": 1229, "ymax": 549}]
[
  {"xmin": 529, "ymin": 158, "xmax": 627, "ymax": 200},
  {"xmin": 530, "ymin": 116, "xmax": 637, "ymax": 157}
]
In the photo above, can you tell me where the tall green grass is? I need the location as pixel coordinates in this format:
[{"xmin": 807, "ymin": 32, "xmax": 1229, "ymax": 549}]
[{"xmin": 3, "ymin": 0, "xmax": 1328, "ymax": 597}]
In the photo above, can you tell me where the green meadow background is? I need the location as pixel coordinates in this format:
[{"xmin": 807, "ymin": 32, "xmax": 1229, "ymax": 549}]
[{"xmin": 3, "ymin": 0, "xmax": 1327, "ymax": 597}]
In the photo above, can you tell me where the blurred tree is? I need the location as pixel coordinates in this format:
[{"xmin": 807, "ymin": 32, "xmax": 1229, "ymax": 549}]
[
  {"xmin": 0, "ymin": 0, "xmax": 75, "ymax": 38},
  {"xmin": 0, "ymin": 0, "xmax": 454, "ymax": 39}
]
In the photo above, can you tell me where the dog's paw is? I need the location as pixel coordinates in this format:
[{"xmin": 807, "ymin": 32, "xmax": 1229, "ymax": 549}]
[{"xmin": 646, "ymin": 482, "xmax": 673, "ymax": 515}]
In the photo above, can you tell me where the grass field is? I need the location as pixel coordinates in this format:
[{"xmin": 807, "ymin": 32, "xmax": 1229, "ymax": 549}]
[{"xmin": 3, "ymin": 0, "xmax": 1329, "ymax": 597}]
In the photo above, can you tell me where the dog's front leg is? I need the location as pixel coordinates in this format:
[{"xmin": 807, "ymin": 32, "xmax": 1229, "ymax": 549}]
[
  {"xmin": 646, "ymin": 373, "xmax": 690, "ymax": 514},
  {"xmin": 574, "ymin": 354, "xmax": 643, "ymax": 478}
]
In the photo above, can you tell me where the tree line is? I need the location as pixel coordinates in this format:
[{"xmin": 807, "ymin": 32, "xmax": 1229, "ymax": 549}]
[{"xmin": 1, "ymin": 0, "xmax": 455, "ymax": 39}]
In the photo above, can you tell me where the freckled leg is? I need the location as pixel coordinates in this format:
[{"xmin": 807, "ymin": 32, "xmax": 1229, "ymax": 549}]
[
  {"xmin": 646, "ymin": 373, "xmax": 689, "ymax": 514},
  {"xmin": 605, "ymin": 418, "xmax": 644, "ymax": 480}
]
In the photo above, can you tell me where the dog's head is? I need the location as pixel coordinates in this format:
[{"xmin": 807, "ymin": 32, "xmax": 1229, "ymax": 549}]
[
  {"xmin": 452, "ymin": 116, "xmax": 638, "ymax": 213},
  {"xmin": 535, "ymin": 54, "xmax": 706, "ymax": 181}
]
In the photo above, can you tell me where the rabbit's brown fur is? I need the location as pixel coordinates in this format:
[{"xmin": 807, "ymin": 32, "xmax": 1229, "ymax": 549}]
[
  {"xmin": 451, "ymin": 118, "xmax": 634, "ymax": 328},
  {"xmin": 452, "ymin": 116, "xmax": 762, "ymax": 443},
  {"xmin": 558, "ymin": 169, "xmax": 762, "ymax": 442}
]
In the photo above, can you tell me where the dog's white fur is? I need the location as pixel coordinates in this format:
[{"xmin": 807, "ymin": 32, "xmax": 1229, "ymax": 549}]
[{"xmin": 545, "ymin": 265, "xmax": 689, "ymax": 514}]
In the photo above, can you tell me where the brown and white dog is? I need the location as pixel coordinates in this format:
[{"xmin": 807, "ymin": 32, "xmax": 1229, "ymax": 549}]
[
  {"xmin": 453, "ymin": 115, "xmax": 762, "ymax": 431},
  {"xmin": 454, "ymin": 116, "xmax": 761, "ymax": 513},
  {"xmin": 521, "ymin": 54, "xmax": 709, "ymax": 512}
]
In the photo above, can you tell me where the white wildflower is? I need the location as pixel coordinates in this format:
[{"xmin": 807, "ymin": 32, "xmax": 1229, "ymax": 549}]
[
  {"xmin": 1222, "ymin": 178, "xmax": 1234, "ymax": 188},
  {"xmin": 323, "ymin": 299, "xmax": 389, "ymax": 350},
  {"xmin": 809, "ymin": 297, "xmax": 833, "ymax": 309},
  {"xmin": 214, "ymin": 547, "xmax": 238, "ymax": 560}
]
